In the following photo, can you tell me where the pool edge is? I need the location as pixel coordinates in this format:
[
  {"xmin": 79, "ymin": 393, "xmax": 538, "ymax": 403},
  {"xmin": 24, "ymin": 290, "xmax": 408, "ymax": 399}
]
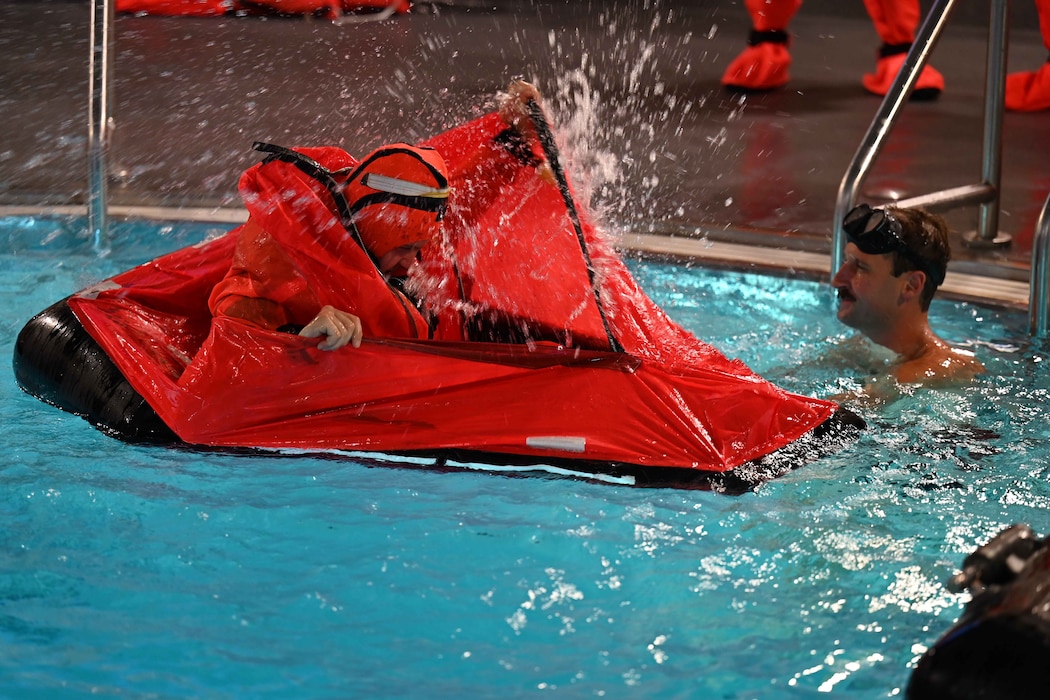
[{"xmin": 1, "ymin": 204, "xmax": 1030, "ymax": 310}]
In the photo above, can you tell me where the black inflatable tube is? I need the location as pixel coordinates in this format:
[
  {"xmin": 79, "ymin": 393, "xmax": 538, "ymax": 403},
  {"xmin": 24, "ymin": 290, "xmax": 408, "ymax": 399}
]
[{"xmin": 13, "ymin": 297, "xmax": 178, "ymax": 444}]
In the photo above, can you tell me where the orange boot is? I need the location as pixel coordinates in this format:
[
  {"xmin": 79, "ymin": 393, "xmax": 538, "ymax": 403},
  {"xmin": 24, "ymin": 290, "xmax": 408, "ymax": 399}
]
[
  {"xmin": 721, "ymin": 0, "xmax": 802, "ymax": 92},
  {"xmin": 861, "ymin": 0, "xmax": 944, "ymax": 100},
  {"xmin": 1006, "ymin": 0, "xmax": 1050, "ymax": 111}
]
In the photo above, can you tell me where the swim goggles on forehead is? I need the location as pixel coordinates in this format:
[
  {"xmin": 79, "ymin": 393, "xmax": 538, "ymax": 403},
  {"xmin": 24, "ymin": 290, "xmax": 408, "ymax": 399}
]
[
  {"xmin": 842, "ymin": 203, "xmax": 945, "ymax": 285},
  {"xmin": 842, "ymin": 204, "xmax": 908, "ymax": 254}
]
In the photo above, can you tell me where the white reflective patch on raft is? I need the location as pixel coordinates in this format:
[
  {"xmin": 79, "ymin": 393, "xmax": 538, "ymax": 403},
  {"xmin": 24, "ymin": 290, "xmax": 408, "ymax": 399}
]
[
  {"xmin": 76, "ymin": 280, "xmax": 121, "ymax": 299},
  {"xmin": 526, "ymin": 436, "xmax": 587, "ymax": 453}
]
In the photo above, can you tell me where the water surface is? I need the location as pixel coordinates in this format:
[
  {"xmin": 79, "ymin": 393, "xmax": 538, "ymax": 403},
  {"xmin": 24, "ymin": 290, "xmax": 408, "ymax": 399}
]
[{"xmin": 2, "ymin": 216, "xmax": 1046, "ymax": 699}]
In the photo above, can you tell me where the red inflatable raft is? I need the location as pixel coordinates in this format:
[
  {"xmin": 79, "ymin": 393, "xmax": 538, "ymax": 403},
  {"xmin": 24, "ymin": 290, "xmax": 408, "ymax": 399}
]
[{"xmin": 14, "ymin": 111, "xmax": 861, "ymax": 489}]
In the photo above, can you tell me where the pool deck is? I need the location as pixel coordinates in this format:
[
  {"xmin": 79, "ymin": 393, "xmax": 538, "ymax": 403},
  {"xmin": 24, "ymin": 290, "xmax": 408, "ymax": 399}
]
[{"xmin": 2, "ymin": 0, "xmax": 1047, "ymax": 309}]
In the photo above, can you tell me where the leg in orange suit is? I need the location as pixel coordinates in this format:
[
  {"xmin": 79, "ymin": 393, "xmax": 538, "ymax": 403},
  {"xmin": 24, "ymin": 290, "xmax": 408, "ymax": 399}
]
[
  {"xmin": 861, "ymin": 0, "xmax": 943, "ymax": 99},
  {"xmin": 721, "ymin": 0, "xmax": 801, "ymax": 92},
  {"xmin": 1006, "ymin": 0, "xmax": 1050, "ymax": 111},
  {"xmin": 722, "ymin": 0, "xmax": 944, "ymax": 99}
]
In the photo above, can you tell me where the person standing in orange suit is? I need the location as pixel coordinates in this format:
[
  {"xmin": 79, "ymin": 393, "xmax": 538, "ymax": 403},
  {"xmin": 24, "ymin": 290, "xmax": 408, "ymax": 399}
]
[
  {"xmin": 723, "ymin": 0, "xmax": 1050, "ymax": 111},
  {"xmin": 1007, "ymin": 0, "xmax": 1050, "ymax": 111}
]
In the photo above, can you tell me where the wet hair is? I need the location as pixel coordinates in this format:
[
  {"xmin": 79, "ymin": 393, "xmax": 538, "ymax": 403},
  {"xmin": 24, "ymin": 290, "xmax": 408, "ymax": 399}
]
[{"xmin": 886, "ymin": 207, "xmax": 951, "ymax": 311}]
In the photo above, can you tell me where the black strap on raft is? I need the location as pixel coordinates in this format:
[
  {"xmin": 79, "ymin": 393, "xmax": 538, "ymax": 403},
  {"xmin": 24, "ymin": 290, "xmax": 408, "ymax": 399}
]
[
  {"xmin": 253, "ymin": 142, "xmax": 379, "ymax": 269},
  {"xmin": 494, "ymin": 128, "xmax": 542, "ymax": 168},
  {"xmin": 251, "ymin": 141, "xmax": 427, "ymax": 338},
  {"xmin": 525, "ymin": 99, "xmax": 623, "ymax": 354}
]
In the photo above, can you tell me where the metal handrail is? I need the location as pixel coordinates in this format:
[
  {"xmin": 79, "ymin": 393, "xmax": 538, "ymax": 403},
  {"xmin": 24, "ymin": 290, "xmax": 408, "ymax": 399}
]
[
  {"xmin": 1029, "ymin": 191, "xmax": 1050, "ymax": 336},
  {"xmin": 832, "ymin": 0, "xmax": 1011, "ymax": 278},
  {"xmin": 88, "ymin": 0, "xmax": 113, "ymax": 248}
]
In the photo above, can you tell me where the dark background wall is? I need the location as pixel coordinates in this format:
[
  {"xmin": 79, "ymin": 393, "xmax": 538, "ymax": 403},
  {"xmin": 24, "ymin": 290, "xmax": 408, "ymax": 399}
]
[
  {"xmin": 521, "ymin": 1, "xmax": 1041, "ymax": 29},
  {"xmin": 15, "ymin": 0, "xmax": 1044, "ymax": 27}
]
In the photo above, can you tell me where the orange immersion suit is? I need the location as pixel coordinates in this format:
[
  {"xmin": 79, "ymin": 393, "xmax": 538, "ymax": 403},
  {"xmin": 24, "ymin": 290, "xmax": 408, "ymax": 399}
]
[
  {"xmin": 1006, "ymin": 0, "xmax": 1050, "ymax": 112},
  {"xmin": 209, "ymin": 121, "xmax": 538, "ymax": 343},
  {"xmin": 724, "ymin": 0, "xmax": 1050, "ymax": 111},
  {"xmin": 721, "ymin": 0, "xmax": 944, "ymax": 99}
]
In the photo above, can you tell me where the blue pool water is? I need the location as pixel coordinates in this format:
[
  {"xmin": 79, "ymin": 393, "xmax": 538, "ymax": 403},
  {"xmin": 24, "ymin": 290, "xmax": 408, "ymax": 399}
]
[{"xmin": 3, "ymin": 216, "xmax": 1048, "ymax": 699}]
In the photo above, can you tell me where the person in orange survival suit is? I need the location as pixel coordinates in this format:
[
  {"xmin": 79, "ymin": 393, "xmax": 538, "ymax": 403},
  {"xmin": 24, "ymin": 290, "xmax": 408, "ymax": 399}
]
[
  {"xmin": 723, "ymin": 0, "xmax": 1050, "ymax": 111},
  {"xmin": 208, "ymin": 143, "xmax": 450, "ymax": 351},
  {"xmin": 209, "ymin": 80, "xmax": 551, "ymax": 351}
]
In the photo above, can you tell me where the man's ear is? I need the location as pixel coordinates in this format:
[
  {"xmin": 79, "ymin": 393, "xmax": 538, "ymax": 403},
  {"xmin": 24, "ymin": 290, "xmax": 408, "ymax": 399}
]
[{"xmin": 899, "ymin": 270, "xmax": 926, "ymax": 303}]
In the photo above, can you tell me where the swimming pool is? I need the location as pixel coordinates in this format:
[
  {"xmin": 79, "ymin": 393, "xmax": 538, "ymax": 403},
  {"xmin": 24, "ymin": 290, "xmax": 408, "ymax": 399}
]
[{"xmin": 3, "ymin": 216, "xmax": 1047, "ymax": 698}]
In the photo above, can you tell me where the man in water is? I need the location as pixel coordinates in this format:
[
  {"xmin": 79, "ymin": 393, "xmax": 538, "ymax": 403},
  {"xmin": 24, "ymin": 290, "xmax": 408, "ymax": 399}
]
[{"xmin": 831, "ymin": 204, "xmax": 984, "ymax": 385}]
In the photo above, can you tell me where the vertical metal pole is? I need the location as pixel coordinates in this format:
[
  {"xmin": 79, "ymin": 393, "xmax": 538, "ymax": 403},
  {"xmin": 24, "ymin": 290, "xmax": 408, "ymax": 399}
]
[
  {"xmin": 1029, "ymin": 192, "xmax": 1050, "ymax": 337},
  {"xmin": 88, "ymin": 0, "xmax": 113, "ymax": 249},
  {"xmin": 972, "ymin": 0, "xmax": 1010, "ymax": 245}
]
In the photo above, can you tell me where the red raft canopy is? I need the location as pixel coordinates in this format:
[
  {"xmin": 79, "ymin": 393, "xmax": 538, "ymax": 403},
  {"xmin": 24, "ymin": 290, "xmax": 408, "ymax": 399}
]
[{"xmin": 15, "ymin": 112, "xmax": 860, "ymax": 488}]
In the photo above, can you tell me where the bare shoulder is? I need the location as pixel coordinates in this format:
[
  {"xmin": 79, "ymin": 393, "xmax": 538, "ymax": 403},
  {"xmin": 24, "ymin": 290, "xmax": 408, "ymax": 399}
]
[{"xmin": 894, "ymin": 345, "xmax": 985, "ymax": 385}]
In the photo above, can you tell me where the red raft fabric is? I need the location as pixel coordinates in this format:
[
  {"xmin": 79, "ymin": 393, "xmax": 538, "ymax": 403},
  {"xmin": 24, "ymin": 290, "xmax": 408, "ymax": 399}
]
[{"xmin": 68, "ymin": 112, "xmax": 837, "ymax": 473}]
